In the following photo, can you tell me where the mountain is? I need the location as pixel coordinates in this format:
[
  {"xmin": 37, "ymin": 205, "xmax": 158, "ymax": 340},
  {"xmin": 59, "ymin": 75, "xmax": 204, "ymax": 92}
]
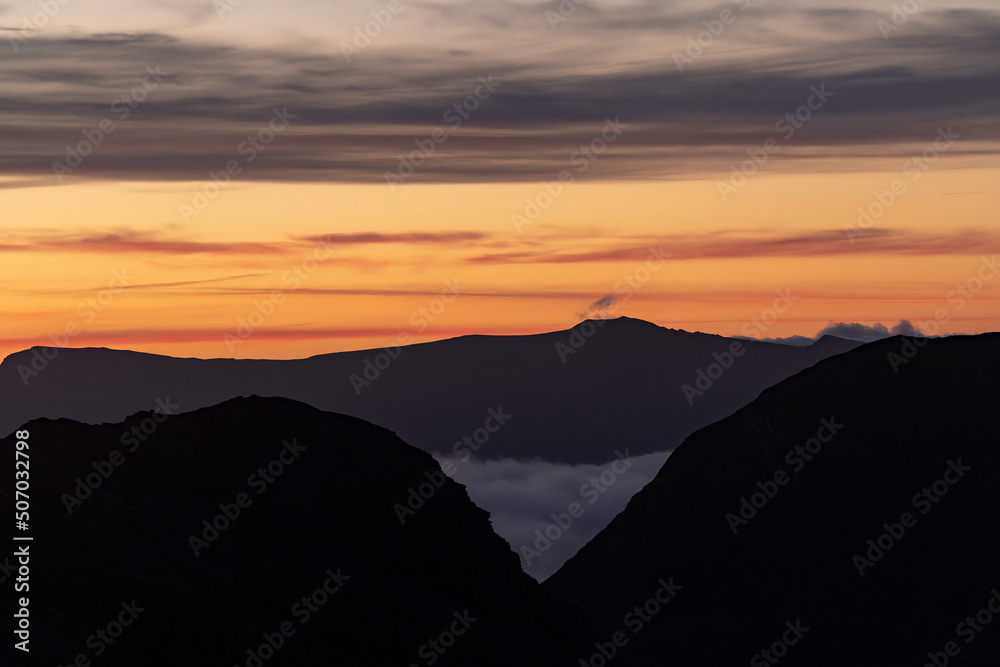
[
  {"xmin": 545, "ymin": 333, "xmax": 1000, "ymax": 666},
  {"xmin": 0, "ymin": 317, "xmax": 862, "ymax": 464},
  {"xmin": 0, "ymin": 397, "xmax": 588, "ymax": 666}
]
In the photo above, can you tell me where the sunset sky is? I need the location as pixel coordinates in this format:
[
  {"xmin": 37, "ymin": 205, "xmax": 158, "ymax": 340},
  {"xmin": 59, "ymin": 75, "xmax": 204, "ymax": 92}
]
[{"xmin": 1, "ymin": 0, "xmax": 998, "ymax": 361}]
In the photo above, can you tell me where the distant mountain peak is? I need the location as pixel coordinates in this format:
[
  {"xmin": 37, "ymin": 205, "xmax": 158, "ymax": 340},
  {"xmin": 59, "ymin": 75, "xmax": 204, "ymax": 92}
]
[
  {"xmin": 577, "ymin": 315, "xmax": 650, "ymax": 326},
  {"xmin": 574, "ymin": 315, "xmax": 681, "ymax": 333}
]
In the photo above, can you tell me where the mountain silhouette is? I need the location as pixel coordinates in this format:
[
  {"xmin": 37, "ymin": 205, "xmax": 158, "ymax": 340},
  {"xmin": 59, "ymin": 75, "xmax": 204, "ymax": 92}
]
[
  {"xmin": 545, "ymin": 333, "xmax": 1000, "ymax": 666},
  {"xmin": 4, "ymin": 333, "xmax": 998, "ymax": 665},
  {"xmin": 0, "ymin": 317, "xmax": 861, "ymax": 464},
  {"xmin": 0, "ymin": 397, "xmax": 588, "ymax": 665}
]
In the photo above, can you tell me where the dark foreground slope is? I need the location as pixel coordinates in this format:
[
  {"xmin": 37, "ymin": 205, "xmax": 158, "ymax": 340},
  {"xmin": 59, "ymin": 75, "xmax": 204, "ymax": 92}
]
[
  {"xmin": 0, "ymin": 318, "xmax": 861, "ymax": 463},
  {"xmin": 546, "ymin": 334, "xmax": 1000, "ymax": 666},
  {"xmin": 0, "ymin": 397, "xmax": 587, "ymax": 666}
]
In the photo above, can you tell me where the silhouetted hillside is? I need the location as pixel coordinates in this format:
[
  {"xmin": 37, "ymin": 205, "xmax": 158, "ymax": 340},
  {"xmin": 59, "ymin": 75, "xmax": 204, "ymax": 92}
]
[
  {"xmin": 0, "ymin": 397, "xmax": 587, "ymax": 665},
  {"xmin": 0, "ymin": 318, "xmax": 861, "ymax": 463},
  {"xmin": 545, "ymin": 333, "xmax": 1000, "ymax": 666}
]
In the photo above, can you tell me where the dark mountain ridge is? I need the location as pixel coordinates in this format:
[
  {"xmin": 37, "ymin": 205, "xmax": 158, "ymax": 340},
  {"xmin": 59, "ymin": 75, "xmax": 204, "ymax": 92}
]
[
  {"xmin": 545, "ymin": 333, "xmax": 1000, "ymax": 666},
  {"xmin": 0, "ymin": 317, "xmax": 861, "ymax": 464},
  {"xmin": 0, "ymin": 396, "xmax": 588, "ymax": 666}
]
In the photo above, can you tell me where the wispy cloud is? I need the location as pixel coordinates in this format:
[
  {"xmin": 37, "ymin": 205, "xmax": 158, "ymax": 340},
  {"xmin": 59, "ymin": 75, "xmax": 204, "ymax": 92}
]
[
  {"xmin": 0, "ymin": 228, "xmax": 490, "ymax": 256},
  {"xmin": 466, "ymin": 229, "xmax": 1000, "ymax": 264},
  {"xmin": 22, "ymin": 273, "xmax": 268, "ymax": 295},
  {"xmin": 1, "ymin": 5, "xmax": 998, "ymax": 185},
  {"xmin": 6, "ymin": 226, "xmax": 996, "ymax": 262},
  {"xmin": 297, "ymin": 231, "xmax": 488, "ymax": 245},
  {"xmin": 0, "ymin": 229, "xmax": 288, "ymax": 255}
]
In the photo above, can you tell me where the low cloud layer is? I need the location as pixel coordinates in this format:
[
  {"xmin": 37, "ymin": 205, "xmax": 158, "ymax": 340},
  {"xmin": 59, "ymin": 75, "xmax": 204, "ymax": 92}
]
[
  {"xmin": 742, "ymin": 319, "xmax": 926, "ymax": 346},
  {"xmin": 818, "ymin": 319, "xmax": 925, "ymax": 342},
  {"xmin": 436, "ymin": 451, "xmax": 671, "ymax": 582}
]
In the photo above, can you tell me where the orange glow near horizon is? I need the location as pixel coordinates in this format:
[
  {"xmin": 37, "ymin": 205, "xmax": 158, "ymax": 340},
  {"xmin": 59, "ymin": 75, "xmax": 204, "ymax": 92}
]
[{"xmin": 2, "ymin": 164, "xmax": 999, "ymax": 363}]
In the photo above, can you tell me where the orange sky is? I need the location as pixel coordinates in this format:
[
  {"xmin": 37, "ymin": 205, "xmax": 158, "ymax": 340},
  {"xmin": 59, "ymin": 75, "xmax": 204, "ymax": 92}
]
[
  {"xmin": 2, "ymin": 163, "xmax": 998, "ymax": 362},
  {"xmin": 2, "ymin": 0, "xmax": 998, "ymax": 361}
]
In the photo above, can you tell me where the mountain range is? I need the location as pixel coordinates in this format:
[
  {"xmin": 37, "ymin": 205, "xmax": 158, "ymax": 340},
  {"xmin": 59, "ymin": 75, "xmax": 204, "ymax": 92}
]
[
  {"xmin": 0, "ymin": 317, "xmax": 861, "ymax": 464},
  {"xmin": 3, "ymin": 327, "xmax": 997, "ymax": 665}
]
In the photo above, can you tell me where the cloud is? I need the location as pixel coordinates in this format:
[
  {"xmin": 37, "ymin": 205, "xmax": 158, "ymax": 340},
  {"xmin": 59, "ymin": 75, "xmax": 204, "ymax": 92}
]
[
  {"xmin": 818, "ymin": 320, "xmax": 928, "ymax": 342},
  {"xmin": 0, "ymin": 6, "xmax": 999, "ymax": 185},
  {"xmin": 0, "ymin": 228, "xmax": 288, "ymax": 255},
  {"xmin": 817, "ymin": 321, "xmax": 891, "ymax": 342},
  {"xmin": 436, "ymin": 451, "xmax": 671, "ymax": 582},
  {"xmin": 0, "ymin": 228, "xmax": 492, "ymax": 257},
  {"xmin": 577, "ymin": 294, "xmax": 619, "ymax": 320},
  {"xmin": 298, "ymin": 231, "xmax": 487, "ymax": 245},
  {"xmin": 739, "ymin": 319, "xmax": 927, "ymax": 346},
  {"xmin": 465, "ymin": 229, "xmax": 1000, "ymax": 264},
  {"xmin": 138, "ymin": 287, "xmax": 624, "ymax": 299},
  {"xmin": 24, "ymin": 273, "xmax": 267, "ymax": 295},
  {"xmin": 891, "ymin": 319, "xmax": 924, "ymax": 336},
  {"xmin": 26, "ymin": 225, "xmax": 996, "ymax": 263}
]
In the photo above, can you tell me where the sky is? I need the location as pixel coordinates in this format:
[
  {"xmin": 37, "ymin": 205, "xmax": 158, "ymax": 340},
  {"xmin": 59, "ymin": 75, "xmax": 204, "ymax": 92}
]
[{"xmin": 1, "ymin": 0, "xmax": 998, "ymax": 361}]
